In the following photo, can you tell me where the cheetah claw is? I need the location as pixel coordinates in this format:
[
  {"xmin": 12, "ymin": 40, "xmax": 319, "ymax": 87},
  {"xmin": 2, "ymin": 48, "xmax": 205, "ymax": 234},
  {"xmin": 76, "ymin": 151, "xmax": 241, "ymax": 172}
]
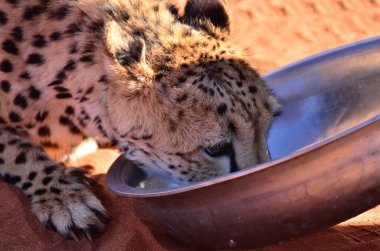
[
  {"xmin": 31, "ymin": 167, "xmax": 108, "ymax": 240},
  {"xmin": 68, "ymin": 231, "xmax": 79, "ymax": 242}
]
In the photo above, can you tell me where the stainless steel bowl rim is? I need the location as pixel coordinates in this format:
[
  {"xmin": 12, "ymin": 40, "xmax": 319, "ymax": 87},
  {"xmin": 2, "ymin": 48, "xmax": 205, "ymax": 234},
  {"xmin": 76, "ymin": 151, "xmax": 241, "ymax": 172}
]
[
  {"xmin": 106, "ymin": 115, "xmax": 380, "ymax": 197},
  {"xmin": 106, "ymin": 36, "xmax": 380, "ymax": 198}
]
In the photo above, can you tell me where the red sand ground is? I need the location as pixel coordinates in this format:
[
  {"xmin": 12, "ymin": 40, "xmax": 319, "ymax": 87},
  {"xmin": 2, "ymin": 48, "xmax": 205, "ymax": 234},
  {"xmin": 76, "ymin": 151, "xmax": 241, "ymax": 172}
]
[{"xmin": 1, "ymin": 1, "xmax": 380, "ymax": 250}]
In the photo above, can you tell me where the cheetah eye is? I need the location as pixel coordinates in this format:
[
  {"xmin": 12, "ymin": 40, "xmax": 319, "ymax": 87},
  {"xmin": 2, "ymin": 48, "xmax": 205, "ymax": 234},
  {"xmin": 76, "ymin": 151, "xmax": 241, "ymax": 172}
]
[{"xmin": 204, "ymin": 142, "xmax": 232, "ymax": 158}]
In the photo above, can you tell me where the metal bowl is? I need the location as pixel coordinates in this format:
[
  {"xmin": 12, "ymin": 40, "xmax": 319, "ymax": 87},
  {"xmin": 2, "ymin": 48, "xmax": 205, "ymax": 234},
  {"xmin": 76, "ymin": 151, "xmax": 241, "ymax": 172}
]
[{"xmin": 106, "ymin": 37, "xmax": 380, "ymax": 249}]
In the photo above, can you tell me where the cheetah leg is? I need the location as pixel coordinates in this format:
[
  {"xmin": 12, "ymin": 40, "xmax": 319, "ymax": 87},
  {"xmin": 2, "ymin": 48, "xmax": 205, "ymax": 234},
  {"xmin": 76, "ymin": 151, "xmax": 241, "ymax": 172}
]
[{"xmin": 0, "ymin": 129, "xmax": 108, "ymax": 240}]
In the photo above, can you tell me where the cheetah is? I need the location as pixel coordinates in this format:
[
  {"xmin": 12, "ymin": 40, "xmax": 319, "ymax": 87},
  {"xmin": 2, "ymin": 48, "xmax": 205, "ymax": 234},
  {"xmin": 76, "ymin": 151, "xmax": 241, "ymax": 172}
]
[{"xmin": 0, "ymin": 0, "xmax": 280, "ymax": 240}]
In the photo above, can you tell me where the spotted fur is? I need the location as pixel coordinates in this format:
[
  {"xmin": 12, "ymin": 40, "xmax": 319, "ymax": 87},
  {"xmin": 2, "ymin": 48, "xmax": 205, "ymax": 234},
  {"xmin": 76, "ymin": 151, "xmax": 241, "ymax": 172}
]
[{"xmin": 0, "ymin": 0, "xmax": 279, "ymax": 239}]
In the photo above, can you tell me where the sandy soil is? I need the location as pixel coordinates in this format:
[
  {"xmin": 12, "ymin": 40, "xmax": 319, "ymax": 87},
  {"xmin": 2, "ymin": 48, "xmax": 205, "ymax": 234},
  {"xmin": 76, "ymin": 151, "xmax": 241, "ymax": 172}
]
[
  {"xmin": 1, "ymin": 1, "xmax": 380, "ymax": 250},
  {"xmin": 230, "ymin": 0, "xmax": 380, "ymax": 73}
]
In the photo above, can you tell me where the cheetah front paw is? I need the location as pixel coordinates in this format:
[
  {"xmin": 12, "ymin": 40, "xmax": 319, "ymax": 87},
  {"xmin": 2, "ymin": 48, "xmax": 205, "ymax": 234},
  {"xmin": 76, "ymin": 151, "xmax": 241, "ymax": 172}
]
[{"xmin": 29, "ymin": 167, "xmax": 108, "ymax": 240}]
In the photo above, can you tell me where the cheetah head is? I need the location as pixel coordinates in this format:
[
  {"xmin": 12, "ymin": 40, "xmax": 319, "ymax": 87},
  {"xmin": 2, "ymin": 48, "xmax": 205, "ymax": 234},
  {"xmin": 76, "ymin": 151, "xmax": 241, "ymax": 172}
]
[{"xmin": 103, "ymin": 0, "xmax": 280, "ymax": 183}]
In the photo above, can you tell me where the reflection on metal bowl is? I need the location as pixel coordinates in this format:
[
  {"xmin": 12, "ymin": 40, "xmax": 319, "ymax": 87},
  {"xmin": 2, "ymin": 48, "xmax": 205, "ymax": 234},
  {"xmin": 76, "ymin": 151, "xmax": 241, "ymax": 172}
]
[{"xmin": 106, "ymin": 37, "xmax": 380, "ymax": 249}]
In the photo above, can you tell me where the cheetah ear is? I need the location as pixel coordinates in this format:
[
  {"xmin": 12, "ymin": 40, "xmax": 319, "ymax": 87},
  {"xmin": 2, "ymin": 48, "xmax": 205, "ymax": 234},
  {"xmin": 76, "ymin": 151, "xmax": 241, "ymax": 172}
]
[
  {"xmin": 176, "ymin": 0, "xmax": 230, "ymax": 34},
  {"xmin": 114, "ymin": 36, "xmax": 154, "ymax": 80}
]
